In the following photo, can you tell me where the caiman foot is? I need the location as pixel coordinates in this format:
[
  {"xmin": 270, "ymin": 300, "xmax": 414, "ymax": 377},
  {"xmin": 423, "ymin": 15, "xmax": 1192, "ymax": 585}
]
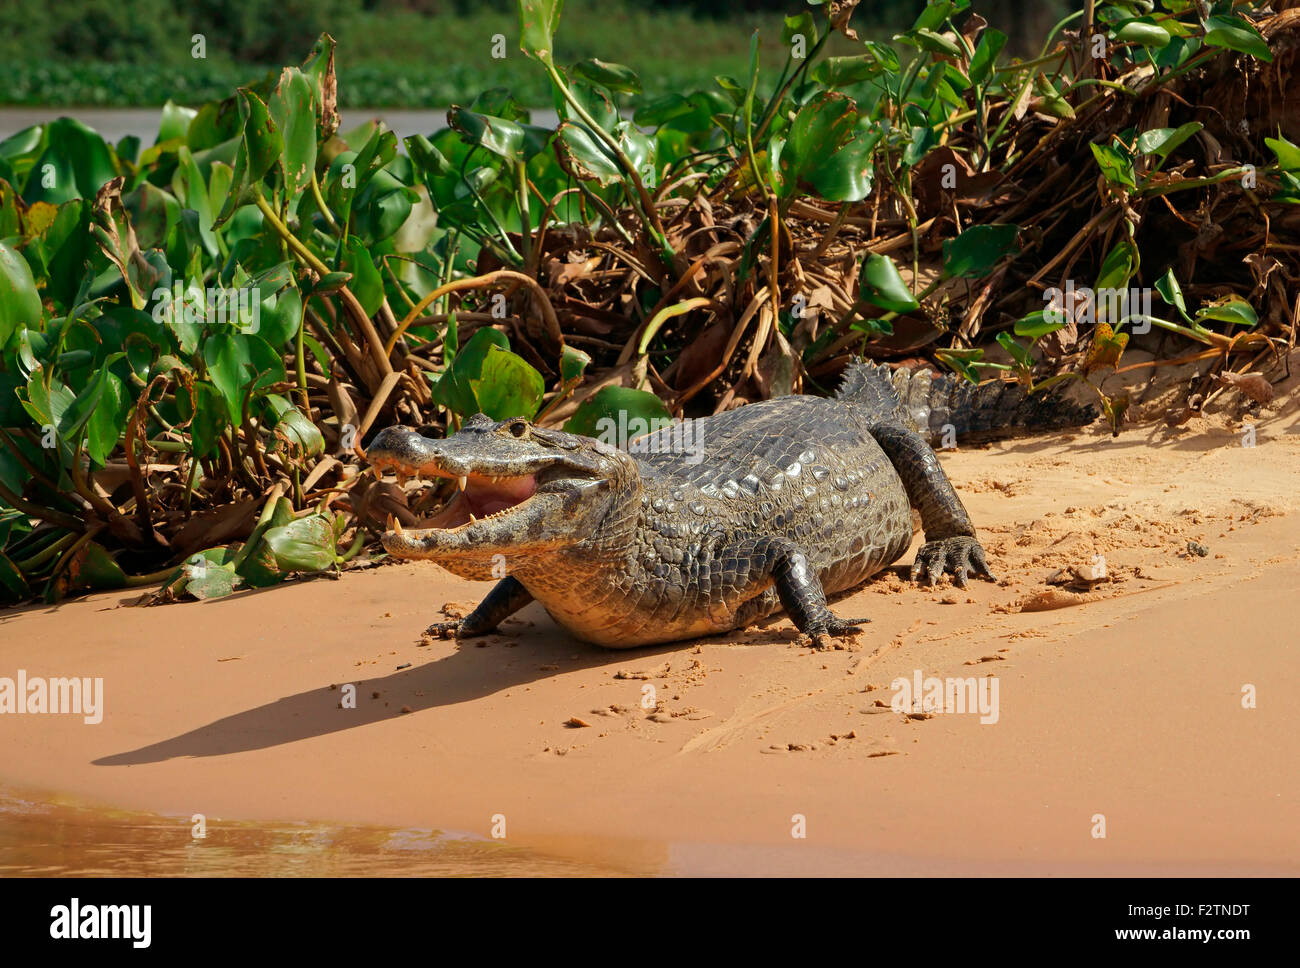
[
  {"xmin": 805, "ymin": 615, "xmax": 871, "ymax": 651},
  {"xmin": 425, "ymin": 617, "xmax": 499, "ymax": 640},
  {"xmin": 910, "ymin": 535, "xmax": 996, "ymax": 588},
  {"xmin": 424, "ymin": 577, "xmax": 534, "ymax": 641},
  {"xmin": 425, "ymin": 620, "xmax": 466, "ymax": 639}
]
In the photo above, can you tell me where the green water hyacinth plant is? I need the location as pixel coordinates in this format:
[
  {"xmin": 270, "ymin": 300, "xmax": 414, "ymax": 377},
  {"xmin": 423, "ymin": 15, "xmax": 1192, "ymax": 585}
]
[{"xmin": 1, "ymin": 0, "xmax": 1296, "ymax": 603}]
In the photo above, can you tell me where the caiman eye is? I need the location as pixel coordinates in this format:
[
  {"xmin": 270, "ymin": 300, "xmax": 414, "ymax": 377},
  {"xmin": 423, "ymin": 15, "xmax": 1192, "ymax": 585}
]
[{"xmin": 507, "ymin": 420, "xmax": 528, "ymax": 438}]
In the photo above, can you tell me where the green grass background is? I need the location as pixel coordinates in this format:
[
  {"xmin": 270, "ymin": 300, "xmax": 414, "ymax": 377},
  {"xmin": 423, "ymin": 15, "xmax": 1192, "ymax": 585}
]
[{"xmin": 0, "ymin": 0, "xmax": 941, "ymax": 107}]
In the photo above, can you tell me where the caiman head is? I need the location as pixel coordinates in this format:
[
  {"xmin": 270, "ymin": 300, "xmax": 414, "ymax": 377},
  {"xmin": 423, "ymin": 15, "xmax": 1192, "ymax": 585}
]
[{"xmin": 364, "ymin": 413, "xmax": 639, "ymax": 580}]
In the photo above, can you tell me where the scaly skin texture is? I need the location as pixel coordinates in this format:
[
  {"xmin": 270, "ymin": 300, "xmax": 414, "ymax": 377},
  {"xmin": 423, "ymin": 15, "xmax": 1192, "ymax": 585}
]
[{"xmin": 367, "ymin": 361, "xmax": 1093, "ymax": 649}]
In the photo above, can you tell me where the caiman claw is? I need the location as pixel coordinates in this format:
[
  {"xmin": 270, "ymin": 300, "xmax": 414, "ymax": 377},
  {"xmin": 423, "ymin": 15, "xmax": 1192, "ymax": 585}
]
[
  {"xmin": 805, "ymin": 615, "xmax": 871, "ymax": 651},
  {"xmin": 910, "ymin": 535, "xmax": 996, "ymax": 588}
]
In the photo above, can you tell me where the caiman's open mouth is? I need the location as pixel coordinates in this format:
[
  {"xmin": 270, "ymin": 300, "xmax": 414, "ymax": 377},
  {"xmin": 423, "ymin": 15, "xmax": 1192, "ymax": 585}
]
[
  {"xmin": 365, "ymin": 447, "xmax": 597, "ymax": 537},
  {"xmin": 384, "ymin": 466, "xmax": 540, "ymax": 531},
  {"xmin": 362, "ymin": 421, "xmax": 614, "ymax": 563}
]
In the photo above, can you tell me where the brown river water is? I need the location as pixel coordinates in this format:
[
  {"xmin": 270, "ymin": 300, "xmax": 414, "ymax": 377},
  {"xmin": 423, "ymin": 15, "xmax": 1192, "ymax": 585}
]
[{"xmin": 0, "ymin": 787, "xmax": 631, "ymax": 877}]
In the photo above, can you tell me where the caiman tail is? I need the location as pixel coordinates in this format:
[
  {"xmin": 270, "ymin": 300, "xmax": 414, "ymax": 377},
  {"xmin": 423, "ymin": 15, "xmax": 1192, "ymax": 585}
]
[{"xmin": 836, "ymin": 359, "xmax": 1098, "ymax": 442}]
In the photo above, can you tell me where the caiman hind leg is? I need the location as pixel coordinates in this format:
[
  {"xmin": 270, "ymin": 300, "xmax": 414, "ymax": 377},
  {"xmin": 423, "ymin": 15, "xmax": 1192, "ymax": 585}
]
[
  {"xmin": 871, "ymin": 424, "xmax": 997, "ymax": 588},
  {"xmin": 726, "ymin": 535, "xmax": 871, "ymax": 650},
  {"xmin": 427, "ymin": 576, "xmax": 534, "ymax": 639}
]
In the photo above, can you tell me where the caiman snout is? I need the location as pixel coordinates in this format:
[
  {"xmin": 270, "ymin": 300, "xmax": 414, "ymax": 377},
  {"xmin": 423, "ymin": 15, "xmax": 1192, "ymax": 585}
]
[{"xmin": 365, "ymin": 426, "xmax": 459, "ymax": 477}]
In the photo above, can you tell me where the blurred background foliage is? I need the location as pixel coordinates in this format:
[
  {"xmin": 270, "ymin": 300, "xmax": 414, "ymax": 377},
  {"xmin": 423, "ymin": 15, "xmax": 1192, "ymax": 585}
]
[{"xmin": 0, "ymin": 0, "xmax": 1067, "ymax": 107}]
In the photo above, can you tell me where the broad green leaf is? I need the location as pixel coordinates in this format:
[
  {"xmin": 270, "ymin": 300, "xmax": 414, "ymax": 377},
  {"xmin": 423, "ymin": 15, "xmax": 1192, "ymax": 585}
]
[
  {"xmin": 1195, "ymin": 299, "xmax": 1258, "ymax": 327},
  {"xmin": 343, "ymin": 237, "xmax": 385, "ymax": 318},
  {"xmin": 519, "ymin": 0, "xmax": 565, "ymax": 65},
  {"xmin": 1114, "ymin": 19, "xmax": 1171, "ymax": 49},
  {"xmin": 859, "ymin": 253, "xmax": 919, "ymax": 313},
  {"xmin": 1136, "ymin": 122, "xmax": 1202, "ymax": 164},
  {"xmin": 157, "ymin": 100, "xmax": 198, "ymax": 145},
  {"xmin": 471, "ymin": 344, "xmax": 545, "ymax": 420},
  {"xmin": 807, "ymin": 131, "xmax": 877, "ymax": 202},
  {"xmin": 1013, "ymin": 310, "xmax": 1068, "ymax": 339},
  {"xmin": 775, "ymin": 92, "xmax": 858, "ymax": 199},
  {"xmin": 572, "ymin": 59, "xmax": 642, "ymax": 94},
  {"xmin": 264, "ymin": 514, "xmax": 337, "ymax": 572},
  {"xmin": 563, "ymin": 385, "xmax": 672, "ymax": 438},
  {"xmin": 1095, "ymin": 238, "xmax": 1138, "ymax": 293},
  {"xmin": 555, "ymin": 121, "xmax": 622, "ymax": 185},
  {"xmin": 564, "ymin": 80, "xmax": 619, "ymax": 132},
  {"xmin": 448, "ymin": 106, "xmax": 550, "ymax": 162},
  {"xmin": 969, "ymin": 29, "xmax": 1008, "ymax": 87},
  {"xmin": 1204, "ymin": 15, "xmax": 1272, "ymax": 63},
  {"xmin": 943, "ymin": 224, "xmax": 1020, "ymax": 279},
  {"xmin": 82, "ymin": 368, "xmax": 127, "ymax": 466},
  {"xmin": 1090, "ymin": 141, "xmax": 1136, "ymax": 189},
  {"xmin": 202, "ymin": 331, "xmax": 286, "ymax": 424},
  {"xmin": 68, "ymin": 542, "xmax": 128, "ymax": 590},
  {"xmin": 0, "ymin": 239, "xmax": 42, "ymax": 346},
  {"xmin": 213, "ymin": 89, "xmax": 284, "ymax": 228},
  {"xmin": 1154, "ymin": 268, "xmax": 1187, "ymax": 316},
  {"xmin": 469, "ymin": 88, "xmax": 531, "ymax": 123},
  {"xmin": 995, "ymin": 331, "xmax": 1035, "ymax": 368},
  {"xmin": 61, "ymin": 351, "xmax": 126, "ymax": 449},
  {"xmin": 1265, "ymin": 134, "xmax": 1300, "ymax": 172},
  {"xmin": 182, "ymin": 555, "xmax": 243, "ymax": 600},
  {"xmin": 268, "ymin": 67, "xmax": 318, "ymax": 201},
  {"xmin": 429, "ymin": 327, "xmax": 510, "ymax": 417},
  {"xmin": 812, "ymin": 55, "xmax": 884, "ymax": 87},
  {"xmin": 21, "ymin": 118, "xmax": 118, "ymax": 205},
  {"xmin": 265, "ymin": 393, "xmax": 325, "ymax": 457},
  {"xmin": 914, "ymin": 28, "xmax": 962, "ymax": 57},
  {"xmin": 782, "ymin": 11, "xmax": 818, "ymax": 48},
  {"xmin": 902, "ymin": 125, "xmax": 936, "ymax": 168},
  {"xmin": 560, "ymin": 345, "xmax": 592, "ymax": 384}
]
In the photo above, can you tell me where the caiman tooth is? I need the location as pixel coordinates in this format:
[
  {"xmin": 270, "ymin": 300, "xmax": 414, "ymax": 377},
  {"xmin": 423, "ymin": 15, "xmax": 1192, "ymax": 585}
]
[
  {"xmin": 458, "ymin": 475, "xmax": 467, "ymax": 491},
  {"xmin": 469, "ymin": 512, "xmax": 477, "ymax": 524}
]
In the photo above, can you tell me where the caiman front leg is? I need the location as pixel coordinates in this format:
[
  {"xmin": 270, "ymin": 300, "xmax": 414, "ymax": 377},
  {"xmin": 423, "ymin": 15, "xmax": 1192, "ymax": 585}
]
[
  {"xmin": 727, "ymin": 535, "xmax": 870, "ymax": 649},
  {"xmin": 872, "ymin": 423, "xmax": 997, "ymax": 587},
  {"xmin": 426, "ymin": 576, "xmax": 534, "ymax": 639}
]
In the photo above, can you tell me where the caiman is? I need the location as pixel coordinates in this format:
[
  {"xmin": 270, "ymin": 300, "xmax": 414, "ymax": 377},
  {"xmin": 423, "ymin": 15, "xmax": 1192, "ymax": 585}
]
[{"xmin": 365, "ymin": 361, "xmax": 1094, "ymax": 649}]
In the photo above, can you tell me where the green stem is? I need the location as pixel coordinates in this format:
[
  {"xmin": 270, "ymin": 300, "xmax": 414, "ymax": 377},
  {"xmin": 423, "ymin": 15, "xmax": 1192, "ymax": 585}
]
[
  {"xmin": 337, "ymin": 529, "xmax": 366, "ymax": 563},
  {"xmin": 14, "ymin": 532, "xmax": 78, "ymax": 572},
  {"xmin": 1138, "ymin": 165, "xmax": 1265, "ymax": 198},
  {"xmin": 310, "ymin": 170, "xmax": 341, "ymax": 235},
  {"xmin": 0, "ymin": 479, "xmax": 85, "ymax": 533},
  {"xmin": 254, "ymin": 190, "xmax": 331, "ymax": 278},
  {"xmin": 543, "ymin": 59, "xmax": 672, "ymax": 259},
  {"xmin": 122, "ymin": 566, "xmax": 182, "ymax": 588},
  {"xmin": 515, "ymin": 160, "xmax": 532, "ymax": 269},
  {"xmin": 296, "ymin": 313, "xmax": 310, "ymax": 414}
]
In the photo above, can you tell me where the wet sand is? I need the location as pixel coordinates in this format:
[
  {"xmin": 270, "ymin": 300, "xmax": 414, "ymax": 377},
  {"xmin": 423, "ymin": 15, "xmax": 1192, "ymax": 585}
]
[{"xmin": 1, "ymin": 368, "xmax": 1298, "ymax": 875}]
